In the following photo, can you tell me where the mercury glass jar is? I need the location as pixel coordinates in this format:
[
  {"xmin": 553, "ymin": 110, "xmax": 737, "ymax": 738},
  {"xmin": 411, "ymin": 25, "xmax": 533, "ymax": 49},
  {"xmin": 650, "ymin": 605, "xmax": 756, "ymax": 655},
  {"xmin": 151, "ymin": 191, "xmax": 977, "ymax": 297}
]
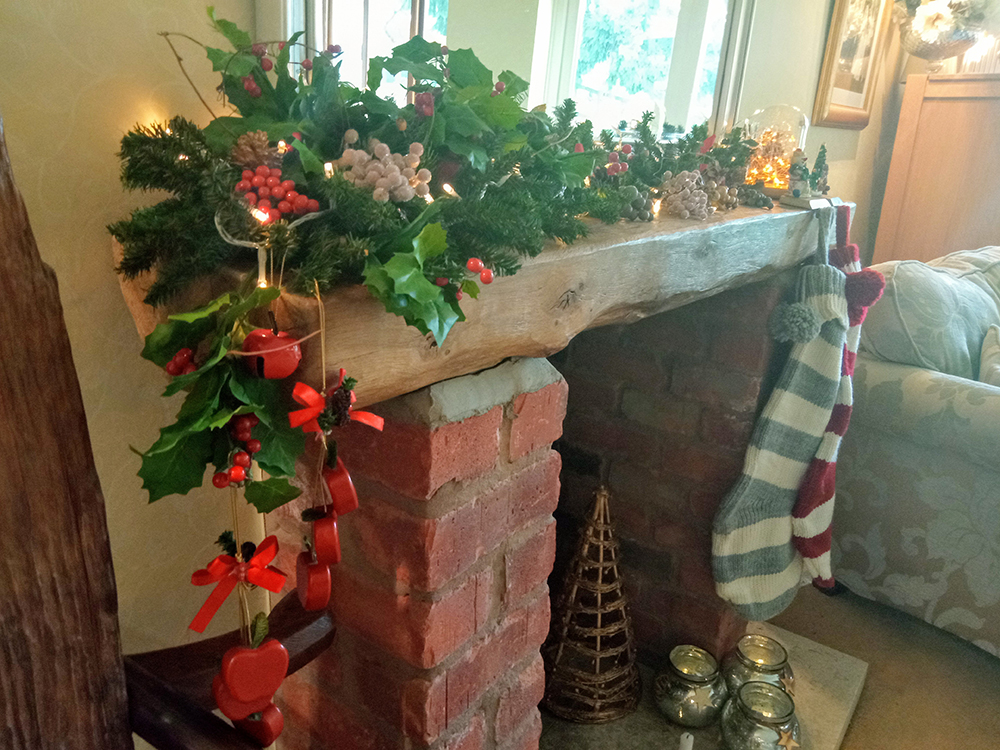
[
  {"xmin": 653, "ymin": 645, "xmax": 729, "ymax": 728},
  {"xmin": 721, "ymin": 682, "xmax": 801, "ymax": 750},
  {"xmin": 722, "ymin": 634, "xmax": 795, "ymax": 696}
]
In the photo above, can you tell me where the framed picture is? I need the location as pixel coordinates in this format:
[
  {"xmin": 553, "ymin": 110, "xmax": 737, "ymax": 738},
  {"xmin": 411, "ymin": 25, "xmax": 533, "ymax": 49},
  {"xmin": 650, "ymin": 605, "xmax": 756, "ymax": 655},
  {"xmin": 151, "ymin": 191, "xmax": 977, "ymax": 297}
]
[{"xmin": 813, "ymin": 0, "xmax": 893, "ymax": 129}]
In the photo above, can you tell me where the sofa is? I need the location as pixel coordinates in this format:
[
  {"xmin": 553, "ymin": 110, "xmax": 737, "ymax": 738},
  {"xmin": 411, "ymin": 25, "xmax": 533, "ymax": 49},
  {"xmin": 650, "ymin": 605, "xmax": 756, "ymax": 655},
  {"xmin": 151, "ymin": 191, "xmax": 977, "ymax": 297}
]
[{"xmin": 833, "ymin": 247, "xmax": 1000, "ymax": 656}]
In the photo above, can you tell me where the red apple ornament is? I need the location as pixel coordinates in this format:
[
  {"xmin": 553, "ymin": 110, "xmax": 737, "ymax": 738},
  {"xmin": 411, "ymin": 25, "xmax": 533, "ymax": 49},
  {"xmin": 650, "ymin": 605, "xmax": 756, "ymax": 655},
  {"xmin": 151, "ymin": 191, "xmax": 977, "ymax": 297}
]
[
  {"xmin": 220, "ymin": 639, "xmax": 289, "ymax": 704},
  {"xmin": 212, "ymin": 675, "xmax": 273, "ymax": 721},
  {"xmin": 322, "ymin": 457, "xmax": 358, "ymax": 516},
  {"xmin": 296, "ymin": 551, "xmax": 332, "ymax": 611},
  {"xmin": 242, "ymin": 329, "xmax": 302, "ymax": 379},
  {"xmin": 235, "ymin": 702, "xmax": 284, "ymax": 746}
]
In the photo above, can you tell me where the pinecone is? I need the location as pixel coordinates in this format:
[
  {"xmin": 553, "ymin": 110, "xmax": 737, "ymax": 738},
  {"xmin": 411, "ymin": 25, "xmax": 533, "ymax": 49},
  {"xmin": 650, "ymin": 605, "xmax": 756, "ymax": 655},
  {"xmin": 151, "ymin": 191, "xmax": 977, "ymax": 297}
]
[{"xmin": 231, "ymin": 130, "xmax": 283, "ymax": 169}]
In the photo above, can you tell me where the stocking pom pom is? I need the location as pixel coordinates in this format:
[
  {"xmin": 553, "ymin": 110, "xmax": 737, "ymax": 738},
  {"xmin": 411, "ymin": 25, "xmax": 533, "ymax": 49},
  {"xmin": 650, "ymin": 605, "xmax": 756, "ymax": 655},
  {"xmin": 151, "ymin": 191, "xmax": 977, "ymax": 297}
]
[
  {"xmin": 845, "ymin": 268, "xmax": 885, "ymax": 309},
  {"xmin": 770, "ymin": 302, "xmax": 822, "ymax": 343}
]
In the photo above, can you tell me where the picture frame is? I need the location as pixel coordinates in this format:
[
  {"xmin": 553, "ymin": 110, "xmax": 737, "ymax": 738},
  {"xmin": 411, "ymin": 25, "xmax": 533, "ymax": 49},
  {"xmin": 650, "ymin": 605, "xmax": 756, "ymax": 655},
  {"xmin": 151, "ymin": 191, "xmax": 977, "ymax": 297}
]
[{"xmin": 813, "ymin": 0, "xmax": 893, "ymax": 129}]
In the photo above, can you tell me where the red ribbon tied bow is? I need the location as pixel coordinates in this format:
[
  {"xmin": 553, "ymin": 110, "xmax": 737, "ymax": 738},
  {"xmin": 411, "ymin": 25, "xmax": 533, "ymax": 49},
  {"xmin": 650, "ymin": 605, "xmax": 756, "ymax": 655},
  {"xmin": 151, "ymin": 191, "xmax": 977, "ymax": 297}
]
[
  {"xmin": 189, "ymin": 535, "xmax": 287, "ymax": 633},
  {"xmin": 288, "ymin": 371, "xmax": 385, "ymax": 433}
]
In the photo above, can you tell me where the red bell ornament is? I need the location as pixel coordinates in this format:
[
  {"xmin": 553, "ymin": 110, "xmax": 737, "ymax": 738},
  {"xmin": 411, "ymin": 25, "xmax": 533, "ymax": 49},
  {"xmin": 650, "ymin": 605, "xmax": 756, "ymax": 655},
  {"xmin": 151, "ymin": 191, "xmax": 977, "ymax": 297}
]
[
  {"xmin": 242, "ymin": 328, "xmax": 302, "ymax": 379},
  {"xmin": 322, "ymin": 456, "xmax": 358, "ymax": 515},
  {"xmin": 296, "ymin": 550, "xmax": 332, "ymax": 611},
  {"xmin": 312, "ymin": 509, "xmax": 342, "ymax": 566},
  {"xmin": 235, "ymin": 702, "xmax": 284, "ymax": 746},
  {"xmin": 220, "ymin": 639, "xmax": 289, "ymax": 704}
]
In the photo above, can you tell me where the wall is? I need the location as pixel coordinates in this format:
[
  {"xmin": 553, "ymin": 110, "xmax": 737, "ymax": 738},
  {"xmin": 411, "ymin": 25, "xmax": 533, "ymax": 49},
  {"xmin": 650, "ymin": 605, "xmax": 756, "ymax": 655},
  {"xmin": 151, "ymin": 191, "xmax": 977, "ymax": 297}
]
[
  {"xmin": 0, "ymin": 0, "xmax": 265, "ymax": 665},
  {"xmin": 739, "ymin": 0, "xmax": 906, "ymax": 263}
]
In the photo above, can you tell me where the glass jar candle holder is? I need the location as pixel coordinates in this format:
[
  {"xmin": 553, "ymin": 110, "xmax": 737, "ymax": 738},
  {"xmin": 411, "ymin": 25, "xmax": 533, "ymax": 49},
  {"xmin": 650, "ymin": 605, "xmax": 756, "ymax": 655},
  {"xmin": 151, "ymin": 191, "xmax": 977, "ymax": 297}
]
[
  {"xmin": 721, "ymin": 681, "xmax": 801, "ymax": 750},
  {"xmin": 653, "ymin": 645, "xmax": 729, "ymax": 728},
  {"xmin": 722, "ymin": 634, "xmax": 795, "ymax": 697}
]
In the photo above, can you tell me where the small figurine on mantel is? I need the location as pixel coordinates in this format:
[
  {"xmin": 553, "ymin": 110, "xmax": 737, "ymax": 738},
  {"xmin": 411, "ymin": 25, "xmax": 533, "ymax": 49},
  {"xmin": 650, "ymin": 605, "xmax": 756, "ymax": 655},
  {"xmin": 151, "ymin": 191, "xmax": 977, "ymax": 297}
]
[{"xmin": 787, "ymin": 148, "xmax": 811, "ymax": 198}]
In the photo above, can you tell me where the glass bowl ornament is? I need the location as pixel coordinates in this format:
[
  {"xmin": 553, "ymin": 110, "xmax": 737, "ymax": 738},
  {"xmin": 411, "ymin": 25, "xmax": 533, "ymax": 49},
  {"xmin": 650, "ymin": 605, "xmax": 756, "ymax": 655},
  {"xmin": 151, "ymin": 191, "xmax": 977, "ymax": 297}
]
[
  {"xmin": 743, "ymin": 105, "xmax": 809, "ymax": 197},
  {"xmin": 720, "ymin": 681, "xmax": 802, "ymax": 750},
  {"xmin": 653, "ymin": 645, "xmax": 729, "ymax": 728},
  {"xmin": 722, "ymin": 634, "xmax": 795, "ymax": 696}
]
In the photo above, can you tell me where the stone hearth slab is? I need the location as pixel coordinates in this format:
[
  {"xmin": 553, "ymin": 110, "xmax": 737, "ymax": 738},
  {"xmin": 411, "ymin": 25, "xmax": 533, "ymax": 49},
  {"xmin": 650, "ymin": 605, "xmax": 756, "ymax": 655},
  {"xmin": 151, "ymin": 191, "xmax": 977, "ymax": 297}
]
[{"xmin": 540, "ymin": 622, "xmax": 867, "ymax": 750}]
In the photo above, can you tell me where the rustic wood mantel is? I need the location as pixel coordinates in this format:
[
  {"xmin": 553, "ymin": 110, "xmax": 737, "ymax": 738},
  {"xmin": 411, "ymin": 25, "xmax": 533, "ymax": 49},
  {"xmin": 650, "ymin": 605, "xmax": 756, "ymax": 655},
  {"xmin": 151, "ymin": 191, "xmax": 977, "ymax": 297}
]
[
  {"xmin": 275, "ymin": 205, "xmax": 838, "ymax": 407},
  {"xmin": 119, "ymin": 204, "xmax": 840, "ymax": 409}
]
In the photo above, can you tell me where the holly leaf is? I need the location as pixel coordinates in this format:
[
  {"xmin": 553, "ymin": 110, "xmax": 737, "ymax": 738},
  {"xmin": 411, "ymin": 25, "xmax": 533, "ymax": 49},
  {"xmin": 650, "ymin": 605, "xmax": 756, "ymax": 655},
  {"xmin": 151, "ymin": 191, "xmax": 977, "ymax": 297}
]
[
  {"xmin": 139, "ymin": 429, "xmax": 214, "ymax": 502},
  {"xmin": 207, "ymin": 7, "xmax": 252, "ymax": 50},
  {"xmin": 446, "ymin": 48, "xmax": 493, "ymax": 88},
  {"xmin": 412, "ymin": 222, "xmax": 448, "ymax": 264},
  {"xmin": 245, "ymin": 476, "xmax": 302, "ymax": 513},
  {"xmin": 254, "ymin": 416, "xmax": 306, "ymax": 477},
  {"xmin": 292, "ymin": 139, "xmax": 326, "ymax": 175},
  {"xmin": 168, "ymin": 293, "xmax": 232, "ymax": 323},
  {"xmin": 250, "ymin": 612, "xmax": 269, "ymax": 649}
]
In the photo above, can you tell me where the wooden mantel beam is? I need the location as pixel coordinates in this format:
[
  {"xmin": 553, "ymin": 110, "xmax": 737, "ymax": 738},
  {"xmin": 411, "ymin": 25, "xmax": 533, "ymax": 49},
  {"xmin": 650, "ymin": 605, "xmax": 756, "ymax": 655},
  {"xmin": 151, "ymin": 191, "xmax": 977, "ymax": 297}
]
[{"xmin": 274, "ymin": 205, "xmax": 837, "ymax": 408}]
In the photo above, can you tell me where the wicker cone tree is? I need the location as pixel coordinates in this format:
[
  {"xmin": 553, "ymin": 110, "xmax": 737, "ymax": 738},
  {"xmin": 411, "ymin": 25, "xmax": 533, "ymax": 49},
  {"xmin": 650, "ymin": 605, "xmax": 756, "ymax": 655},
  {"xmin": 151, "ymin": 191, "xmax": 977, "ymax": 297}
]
[{"xmin": 543, "ymin": 486, "xmax": 641, "ymax": 723}]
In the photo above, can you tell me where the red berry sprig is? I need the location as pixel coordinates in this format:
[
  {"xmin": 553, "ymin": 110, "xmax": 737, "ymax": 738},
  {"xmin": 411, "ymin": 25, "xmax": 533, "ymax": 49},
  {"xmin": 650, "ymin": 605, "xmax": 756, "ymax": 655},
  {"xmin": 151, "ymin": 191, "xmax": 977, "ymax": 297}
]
[
  {"xmin": 235, "ymin": 166, "xmax": 320, "ymax": 224},
  {"xmin": 164, "ymin": 347, "xmax": 197, "ymax": 377}
]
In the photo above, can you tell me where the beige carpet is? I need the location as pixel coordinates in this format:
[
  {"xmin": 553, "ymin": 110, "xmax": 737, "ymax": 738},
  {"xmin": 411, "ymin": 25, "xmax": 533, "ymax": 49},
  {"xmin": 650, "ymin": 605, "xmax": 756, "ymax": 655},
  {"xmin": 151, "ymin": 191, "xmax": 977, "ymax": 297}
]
[{"xmin": 772, "ymin": 586, "xmax": 1000, "ymax": 749}]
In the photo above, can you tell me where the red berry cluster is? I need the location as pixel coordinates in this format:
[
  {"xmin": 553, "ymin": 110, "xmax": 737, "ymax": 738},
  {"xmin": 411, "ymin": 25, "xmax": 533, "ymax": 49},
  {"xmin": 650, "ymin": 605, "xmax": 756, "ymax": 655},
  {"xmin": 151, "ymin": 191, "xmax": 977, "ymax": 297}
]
[
  {"xmin": 234, "ymin": 166, "xmax": 320, "ymax": 225},
  {"xmin": 165, "ymin": 348, "xmax": 197, "ymax": 377},
  {"xmin": 467, "ymin": 257, "xmax": 493, "ymax": 284},
  {"xmin": 489, "ymin": 81, "xmax": 506, "ymax": 98},
  {"xmin": 415, "ymin": 91, "xmax": 435, "ymax": 117},
  {"xmin": 212, "ymin": 414, "xmax": 262, "ymax": 488}
]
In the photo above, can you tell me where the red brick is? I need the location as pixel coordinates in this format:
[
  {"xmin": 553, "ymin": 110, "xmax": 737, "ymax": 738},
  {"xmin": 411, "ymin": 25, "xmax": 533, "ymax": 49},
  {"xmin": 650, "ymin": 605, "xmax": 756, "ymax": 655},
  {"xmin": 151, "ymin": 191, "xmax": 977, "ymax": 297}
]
[
  {"xmin": 671, "ymin": 364, "xmax": 762, "ymax": 414},
  {"xmin": 480, "ymin": 451, "xmax": 561, "ymax": 553},
  {"xmin": 444, "ymin": 594, "xmax": 549, "ymax": 723},
  {"xmin": 709, "ymin": 326, "xmax": 774, "ymax": 374},
  {"xmin": 509, "ymin": 380, "xmax": 568, "ymax": 460},
  {"xmin": 700, "ymin": 408, "xmax": 754, "ymax": 452},
  {"xmin": 620, "ymin": 388, "xmax": 702, "ymax": 435},
  {"xmin": 660, "ymin": 441, "xmax": 743, "ymax": 487},
  {"xmin": 278, "ymin": 671, "xmax": 398, "ymax": 750},
  {"xmin": 350, "ymin": 484, "xmax": 481, "ymax": 591},
  {"xmin": 495, "ymin": 654, "xmax": 546, "ymax": 741},
  {"xmin": 497, "ymin": 709, "xmax": 543, "ymax": 750},
  {"xmin": 505, "ymin": 521, "xmax": 556, "ymax": 605},
  {"xmin": 444, "ymin": 712, "xmax": 486, "ymax": 750},
  {"xmin": 329, "ymin": 566, "xmax": 492, "ymax": 669},
  {"xmin": 337, "ymin": 407, "xmax": 503, "ymax": 500}
]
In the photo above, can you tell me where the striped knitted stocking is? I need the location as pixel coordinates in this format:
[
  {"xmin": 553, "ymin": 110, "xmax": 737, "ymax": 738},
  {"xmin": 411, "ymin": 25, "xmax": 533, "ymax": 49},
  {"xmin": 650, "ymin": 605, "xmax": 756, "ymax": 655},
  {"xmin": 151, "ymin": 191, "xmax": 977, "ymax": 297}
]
[
  {"xmin": 792, "ymin": 205, "xmax": 884, "ymax": 587},
  {"xmin": 713, "ymin": 223, "xmax": 849, "ymax": 621}
]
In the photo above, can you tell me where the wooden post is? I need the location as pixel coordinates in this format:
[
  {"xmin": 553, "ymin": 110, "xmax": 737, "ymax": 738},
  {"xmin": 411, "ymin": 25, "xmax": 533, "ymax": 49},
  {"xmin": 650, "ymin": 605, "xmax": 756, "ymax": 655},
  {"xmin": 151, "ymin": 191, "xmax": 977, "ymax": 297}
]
[{"xmin": 0, "ymin": 116, "xmax": 133, "ymax": 748}]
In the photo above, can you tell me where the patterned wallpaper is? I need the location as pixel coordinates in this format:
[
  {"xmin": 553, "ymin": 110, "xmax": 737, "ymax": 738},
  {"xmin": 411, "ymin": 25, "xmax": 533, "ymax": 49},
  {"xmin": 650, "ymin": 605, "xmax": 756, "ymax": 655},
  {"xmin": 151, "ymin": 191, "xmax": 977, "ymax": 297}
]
[{"xmin": 0, "ymin": 0, "xmax": 268, "ymax": 658}]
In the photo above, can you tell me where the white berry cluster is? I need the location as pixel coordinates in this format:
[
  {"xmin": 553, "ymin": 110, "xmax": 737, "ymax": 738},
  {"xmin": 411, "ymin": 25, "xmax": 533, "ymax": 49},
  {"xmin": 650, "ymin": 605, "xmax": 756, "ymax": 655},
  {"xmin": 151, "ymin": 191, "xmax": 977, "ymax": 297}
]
[
  {"xmin": 659, "ymin": 170, "xmax": 714, "ymax": 221},
  {"xmin": 339, "ymin": 134, "xmax": 431, "ymax": 203},
  {"xmin": 705, "ymin": 179, "xmax": 739, "ymax": 210}
]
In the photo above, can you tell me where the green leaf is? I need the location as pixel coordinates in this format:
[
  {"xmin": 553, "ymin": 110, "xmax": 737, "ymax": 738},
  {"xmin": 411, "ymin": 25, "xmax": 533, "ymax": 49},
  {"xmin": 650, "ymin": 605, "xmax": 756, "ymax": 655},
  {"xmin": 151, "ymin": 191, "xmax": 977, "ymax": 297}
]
[
  {"xmin": 168, "ymin": 293, "xmax": 232, "ymax": 323},
  {"xmin": 292, "ymin": 139, "xmax": 326, "ymax": 175},
  {"xmin": 498, "ymin": 70, "xmax": 529, "ymax": 102},
  {"xmin": 141, "ymin": 317, "xmax": 215, "ymax": 368},
  {"xmin": 443, "ymin": 102, "xmax": 490, "ymax": 138},
  {"xmin": 250, "ymin": 612, "xmax": 269, "ymax": 648},
  {"xmin": 245, "ymin": 477, "xmax": 302, "ymax": 513},
  {"xmin": 384, "ymin": 255, "xmax": 440, "ymax": 304},
  {"xmin": 139, "ymin": 429, "xmax": 214, "ymax": 502},
  {"xmin": 208, "ymin": 7, "xmax": 253, "ymax": 50},
  {"xmin": 412, "ymin": 222, "xmax": 448, "ymax": 264},
  {"xmin": 206, "ymin": 47, "xmax": 258, "ymax": 78},
  {"xmin": 447, "ymin": 48, "xmax": 493, "ymax": 88},
  {"xmin": 461, "ymin": 279, "xmax": 480, "ymax": 299}
]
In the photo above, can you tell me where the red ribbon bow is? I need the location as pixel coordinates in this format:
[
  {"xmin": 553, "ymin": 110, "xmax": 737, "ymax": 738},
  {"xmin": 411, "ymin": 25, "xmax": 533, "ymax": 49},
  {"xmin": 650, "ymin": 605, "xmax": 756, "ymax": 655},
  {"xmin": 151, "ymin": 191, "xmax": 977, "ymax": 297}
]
[
  {"xmin": 288, "ymin": 370, "xmax": 385, "ymax": 433},
  {"xmin": 189, "ymin": 535, "xmax": 287, "ymax": 633}
]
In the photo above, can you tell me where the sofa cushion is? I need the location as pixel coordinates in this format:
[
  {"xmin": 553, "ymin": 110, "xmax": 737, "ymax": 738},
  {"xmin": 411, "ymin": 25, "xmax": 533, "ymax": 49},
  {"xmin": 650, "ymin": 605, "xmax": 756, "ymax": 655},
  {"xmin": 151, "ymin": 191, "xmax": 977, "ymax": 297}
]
[
  {"xmin": 981, "ymin": 325, "xmax": 1000, "ymax": 386},
  {"xmin": 860, "ymin": 247, "xmax": 1000, "ymax": 380}
]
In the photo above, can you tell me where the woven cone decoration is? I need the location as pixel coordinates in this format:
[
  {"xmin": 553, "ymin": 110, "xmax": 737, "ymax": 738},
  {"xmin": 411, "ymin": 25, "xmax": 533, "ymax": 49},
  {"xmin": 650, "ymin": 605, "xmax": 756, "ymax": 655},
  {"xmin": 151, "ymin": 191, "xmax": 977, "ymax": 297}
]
[{"xmin": 543, "ymin": 486, "xmax": 641, "ymax": 723}]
